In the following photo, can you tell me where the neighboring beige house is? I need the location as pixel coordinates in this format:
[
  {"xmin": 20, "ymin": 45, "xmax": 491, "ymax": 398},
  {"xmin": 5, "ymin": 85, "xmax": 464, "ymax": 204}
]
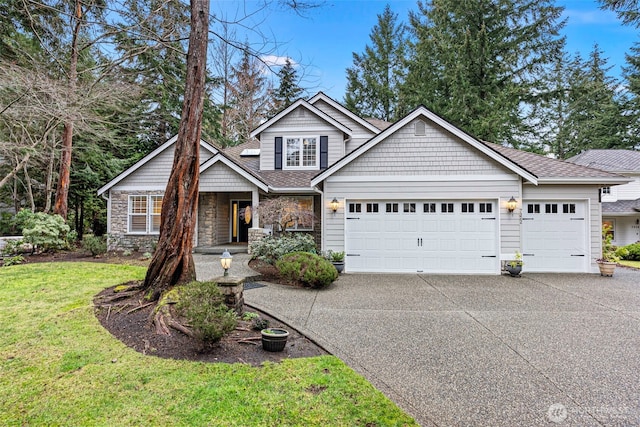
[
  {"xmin": 98, "ymin": 92, "xmax": 628, "ymax": 274},
  {"xmin": 567, "ymin": 149, "xmax": 640, "ymax": 246}
]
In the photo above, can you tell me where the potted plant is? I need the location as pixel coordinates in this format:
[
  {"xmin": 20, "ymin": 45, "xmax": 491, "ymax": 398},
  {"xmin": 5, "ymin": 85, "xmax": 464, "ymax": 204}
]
[
  {"xmin": 597, "ymin": 224, "xmax": 619, "ymax": 277},
  {"xmin": 328, "ymin": 250, "xmax": 345, "ymax": 273},
  {"xmin": 505, "ymin": 251, "xmax": 523, "ymax": 277},
  {"xmin": 261, "ymin": 328, "xmax": 289, "ymax": 352}
]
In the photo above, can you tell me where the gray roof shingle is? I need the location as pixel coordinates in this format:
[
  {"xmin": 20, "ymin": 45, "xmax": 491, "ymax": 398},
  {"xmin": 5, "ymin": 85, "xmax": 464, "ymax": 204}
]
[
  {"xmin": 483, "ymin": 143, "xmax": 624, "ymax": 180},
  {"xmin": 603, "ymin": 198, "xmax": 640, "ymax": 214},
  {"xmin": 566, "ymin": 149, "xmax": 640, "ymax": 172}
]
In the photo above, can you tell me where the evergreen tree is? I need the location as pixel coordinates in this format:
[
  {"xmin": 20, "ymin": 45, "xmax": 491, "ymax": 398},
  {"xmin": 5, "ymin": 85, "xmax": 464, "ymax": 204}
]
[
  {"xmin": 344, "ymin": 4, "xmax": 406, "ymax": 122},
  {"xmin": 562, "ymin": 46, "xmax": 625, "ymax": 156},
  {"xmin": 226, "ymin": 47, "xmax": 270, "ymax": 145},
  {"xmin": 268, "ymin": 58, "xmax": 303, "ymax": 116},
  {"xmin": 622, "ymin": 42, "xmax": 640, "ymax": 149},
  {"xmin": 401, "ymin": 0, "xmax": 565, "ymax": 145},
  {"xmin": 600, "ymin": 0, "xmax": 640, "ymax": 27}
]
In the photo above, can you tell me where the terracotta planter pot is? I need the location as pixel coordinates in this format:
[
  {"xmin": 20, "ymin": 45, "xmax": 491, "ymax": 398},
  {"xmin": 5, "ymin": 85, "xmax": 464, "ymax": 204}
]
[{"xmin": 598, "ymin": 262, "xmax": 616, "ymax": 277}]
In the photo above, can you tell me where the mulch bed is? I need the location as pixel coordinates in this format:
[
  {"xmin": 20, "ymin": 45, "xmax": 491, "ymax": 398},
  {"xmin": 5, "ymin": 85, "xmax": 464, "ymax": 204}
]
[
  {"xmin": 12, "ymin": 249, "xmax": 328, "ymax": 365},
  {"xmin": 93, "ymin": 284, "xmax": 327, "ymax": 366}
]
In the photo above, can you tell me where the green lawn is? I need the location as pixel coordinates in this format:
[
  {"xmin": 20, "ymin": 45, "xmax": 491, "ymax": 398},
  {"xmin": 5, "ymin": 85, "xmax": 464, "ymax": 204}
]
[
  {"xmin": 0, "ymin": 263, "xmax": 416, "ymax": 426},
  {"xmin": 620, "ymin": 259, "xmax": 640, "ymax": 269}
]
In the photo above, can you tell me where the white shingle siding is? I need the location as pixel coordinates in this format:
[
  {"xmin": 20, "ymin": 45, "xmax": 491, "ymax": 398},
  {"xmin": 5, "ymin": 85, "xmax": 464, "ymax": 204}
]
[
  {"xmin": 113, "ymin": 145, "xmax": 216, "ymax": 190},
  {"xmin": 612, "ymin": 175, "xmax": 640, "ymax": 201},
  {"xmin": 200, "ymin": 162, "xmax": 255, "ymax": 192},
  {"xmin": 312, "ymin": 99, "xmax": 378, "ymax": 152},
  {"xmin": 339, "ymin": 121, "xmax": 510, "ymax": 176}
]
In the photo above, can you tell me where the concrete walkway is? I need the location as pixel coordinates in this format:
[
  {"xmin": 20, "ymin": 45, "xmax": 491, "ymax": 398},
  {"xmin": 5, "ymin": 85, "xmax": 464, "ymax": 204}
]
[{"xmin": 238, "ymin": 268, "xmax": 640, "ymax": 426}]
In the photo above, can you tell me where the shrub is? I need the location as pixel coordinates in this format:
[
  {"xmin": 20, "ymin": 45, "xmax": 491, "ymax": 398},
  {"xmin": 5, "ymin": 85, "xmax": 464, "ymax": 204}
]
[
  {"xmin": 0, "ymin": 212, "xmax": 15, "ymax": 236},
  {"xmin": 621, "ymin": 242, "xmax": 640, "ymax": 261},
  {"xmin": 1, "ymin": 239, "xmax": 24, "ymax": 256},
  {"xmin": 14, "ymin": 210, "xmax": 70, "ymax": 253},
  {"xmin": 276, "ymin": 251, "xmax": 338, "ymax": 289},
  {"xmin": 250, "ymin": 233, "xmax": 317, "ymax": 264},
  {"xmin": 82, "ymin": 235, "xmax": 107, "ymax": 256},
  {"xmin": 251, "ymin": 317, "xmax": 270, "ymax": 331},
  {"xmin": 1, "ymin": 255, "xmax": 25, "ymax": 267},
  {"xmin": 175, "ymin": 281, "xmax": 238, "ymax": 345}
]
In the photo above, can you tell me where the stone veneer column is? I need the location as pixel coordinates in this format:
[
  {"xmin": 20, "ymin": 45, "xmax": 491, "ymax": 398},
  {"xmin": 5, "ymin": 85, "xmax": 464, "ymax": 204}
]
[
  {"xmin": 197, "ymin": 193, "xmax": 216, "ymax": 247},
  {"xmin": 247, "ymin": 228, "xmax": 268, "ymax": 255},
  {"xmin": 215, "ymin": 276, "xmax": 244, "ymax": 314}
]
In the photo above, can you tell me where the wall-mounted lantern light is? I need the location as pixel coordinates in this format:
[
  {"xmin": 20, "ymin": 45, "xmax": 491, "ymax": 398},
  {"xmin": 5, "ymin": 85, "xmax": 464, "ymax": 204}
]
[
  {"xmin": 506, "ymin": 196, "xmax": 518, "ymax": 213},
  {"xmin": 330, "ymin": 198, "xmax": 339, "ymax": 213},
  {"xmin": 220, "ymin": 249, "xmax": 232, "ymax": 276}
]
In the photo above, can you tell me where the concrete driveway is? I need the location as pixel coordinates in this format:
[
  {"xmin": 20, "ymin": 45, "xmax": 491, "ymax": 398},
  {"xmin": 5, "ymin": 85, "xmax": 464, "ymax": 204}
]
[{"xmin": 244, "ymin": 268, "xmax": 640, "ymax": 426}]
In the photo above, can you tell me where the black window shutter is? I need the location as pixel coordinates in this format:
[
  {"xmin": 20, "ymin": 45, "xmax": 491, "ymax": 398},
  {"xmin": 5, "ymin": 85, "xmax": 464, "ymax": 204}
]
[
  {"xmin": 320, "ymin": 136, "xmax": 328, "ymax": 169},
  {"xmin": 275, "ymin": 137, "xmax": 282, "ymax": 170}
]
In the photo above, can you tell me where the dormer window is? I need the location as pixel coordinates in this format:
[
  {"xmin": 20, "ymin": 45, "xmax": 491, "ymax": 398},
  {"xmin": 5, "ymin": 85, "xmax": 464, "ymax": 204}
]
[{"xmin": 285, "ymin": 136, "xmax": 318, "ymax": 169}]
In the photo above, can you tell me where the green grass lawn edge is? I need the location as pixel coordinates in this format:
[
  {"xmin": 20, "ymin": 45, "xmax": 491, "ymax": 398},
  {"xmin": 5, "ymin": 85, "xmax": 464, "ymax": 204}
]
[
  {"xmin": 0, "ymin": 262, "xmax": 416, "ymax": 426},
  {"xmin": 620, "ymin": 260, "xmax": 640, "ymax": 269}
]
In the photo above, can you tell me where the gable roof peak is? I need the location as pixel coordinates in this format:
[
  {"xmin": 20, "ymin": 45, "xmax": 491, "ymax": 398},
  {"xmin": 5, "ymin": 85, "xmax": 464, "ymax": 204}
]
[
  {"xmin": 250, "ymin": 98, "xmax": 351, "ymax": 138},
  {"xmin": 307, "ymin": 92, "xmax": 382, "ymax": 134}
]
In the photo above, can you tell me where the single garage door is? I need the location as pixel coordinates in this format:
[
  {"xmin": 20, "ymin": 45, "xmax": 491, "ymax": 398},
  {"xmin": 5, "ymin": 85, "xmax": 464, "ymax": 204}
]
[
  {"xmin": 522, "ymin": 201, "xmax": 589, "ymax": 272},
  {"xmin": 345, "ymin": 200, "xmax": 498, "ymax": 273}
]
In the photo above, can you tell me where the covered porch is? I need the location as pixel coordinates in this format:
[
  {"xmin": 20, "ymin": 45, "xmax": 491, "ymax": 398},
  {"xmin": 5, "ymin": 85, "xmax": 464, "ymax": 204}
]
[{"xmin": 196, "ymin": 190, "xmax": 260, "ymax": 249}]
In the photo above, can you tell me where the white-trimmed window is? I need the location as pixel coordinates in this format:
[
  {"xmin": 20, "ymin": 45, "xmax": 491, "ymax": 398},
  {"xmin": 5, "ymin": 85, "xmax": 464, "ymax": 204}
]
[
  {"xmin": 128, "ymin": 195, "xmax": 163, "ymax": 234},
  {"xmin": 603, "ymin": 219, "xmax": 615, "ymax": 240},
  {"xmin": 285, "ymin": 136, "xmax": 318, "ymax": 169},
  {"xmin": 284, "ymin": 196, "xmax": 314, "ymax": 231}
]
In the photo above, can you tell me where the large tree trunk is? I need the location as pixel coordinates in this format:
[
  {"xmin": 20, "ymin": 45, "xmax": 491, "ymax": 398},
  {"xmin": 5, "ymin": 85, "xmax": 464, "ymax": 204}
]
[
  {"xmin": 53, "ymin": 121, "xmax": 73, "ymax": 218},
  {"xmin": 53, "ymin": 0, "xmax": 81, "ymax": 220},
  {"xmin": 143, "ymin": 0, "xmax": 210, "ymax": 301}
]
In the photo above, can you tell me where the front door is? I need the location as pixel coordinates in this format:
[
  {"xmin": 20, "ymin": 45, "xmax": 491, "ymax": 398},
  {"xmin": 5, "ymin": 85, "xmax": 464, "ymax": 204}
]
[{"xmin": 231, "ymin": 200, "xmax": 252, "ymax": 243}]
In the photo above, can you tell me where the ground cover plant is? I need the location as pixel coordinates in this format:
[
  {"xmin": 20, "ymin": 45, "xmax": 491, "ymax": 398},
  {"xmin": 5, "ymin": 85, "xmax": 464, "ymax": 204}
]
[{"xmin": 0, "ymin": 262, "xmax": 416, "ymax": 426}]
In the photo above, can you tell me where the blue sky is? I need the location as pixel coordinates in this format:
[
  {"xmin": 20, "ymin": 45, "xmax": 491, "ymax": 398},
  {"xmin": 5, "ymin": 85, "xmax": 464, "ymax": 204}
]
[{"xmin": 213, "ymin": 0, "xmax": 639, "ymax": 101}]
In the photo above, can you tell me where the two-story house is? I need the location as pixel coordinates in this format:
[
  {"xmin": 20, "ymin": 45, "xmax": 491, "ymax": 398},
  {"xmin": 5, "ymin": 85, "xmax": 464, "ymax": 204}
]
[
  {"xmin": 567, "ymin": 150, "xmax": 640, "ymax": 246},
  {"xmin": 98, "ymin": 92, "xmax": 627, "ymax": 274}
]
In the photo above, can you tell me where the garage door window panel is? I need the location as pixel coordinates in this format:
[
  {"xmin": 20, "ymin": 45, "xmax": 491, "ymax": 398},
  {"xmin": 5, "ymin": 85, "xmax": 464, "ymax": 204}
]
[
  {"xmin": 528, "ymin": 204, "xmax": 541, "ymax": 214},
  {"xmin": 424, "ymin": 203, "xmax": 436, "ymax": 213},
  {"xmin": 441, "ymin": 203, "xmax": 454, "ymax": 213}
]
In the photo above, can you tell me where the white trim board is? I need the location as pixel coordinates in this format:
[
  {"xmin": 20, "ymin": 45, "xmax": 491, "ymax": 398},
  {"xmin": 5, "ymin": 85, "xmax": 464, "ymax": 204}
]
[{"xmin": 326, "ymin": 175, "xmax": 519, "ymax": 183}]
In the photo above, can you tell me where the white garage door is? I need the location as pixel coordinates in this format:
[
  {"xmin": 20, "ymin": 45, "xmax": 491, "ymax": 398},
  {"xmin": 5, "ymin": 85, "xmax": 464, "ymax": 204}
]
[
  {"xmin": 522, "ymin": 201, "xmax": 589, "ymax": 272},
  {"xmin": 345, "ymin": 200, "xmax": 498, "ymax": 273}
]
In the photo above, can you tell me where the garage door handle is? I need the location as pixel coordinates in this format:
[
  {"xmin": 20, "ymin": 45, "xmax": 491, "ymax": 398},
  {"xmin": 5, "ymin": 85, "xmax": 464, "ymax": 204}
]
[
  {"xmin": 570, "ymin": 218, "xmax": 585, "ymax": 220},
  {"xmin": 346, "ymin": 254, "xmax": 360, "ymax": 257},
  {"xmin": 346, "ymin": 217, "xmax": 360, "ymax": 220},
  {"xmin": 481, "ymin": 217, "xmax": 496, "ymax": 220},
  {"xmin": 523, "ymin": 253, "xmax": 535, "ymax": 256},
  {"xmin": 481, "ymin": 255, "xmax": 496, "ymax": 258},
  {"xmin": 571, "ymin": 254, "xmax": 585, "ymax": 256},
  {"xmin": 522, "ymin": 218, "xmax": 534, "ymax": 220}
]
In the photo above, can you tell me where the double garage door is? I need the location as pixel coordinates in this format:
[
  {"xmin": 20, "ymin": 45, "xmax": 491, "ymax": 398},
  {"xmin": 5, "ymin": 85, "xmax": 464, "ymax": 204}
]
[
  {"xmin": 345, "ymin": 200, "xmax": 499, "ymax": 273},
  {"xmin": 344, "ymin": 199, "xmax": 589, "ymax": 274}
]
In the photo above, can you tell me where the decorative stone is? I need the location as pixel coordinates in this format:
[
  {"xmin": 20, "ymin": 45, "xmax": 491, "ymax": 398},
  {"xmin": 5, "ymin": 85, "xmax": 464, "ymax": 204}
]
[{"xmin": 215, "ymin": 276, "xmax": 244, "ymax": 314}]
